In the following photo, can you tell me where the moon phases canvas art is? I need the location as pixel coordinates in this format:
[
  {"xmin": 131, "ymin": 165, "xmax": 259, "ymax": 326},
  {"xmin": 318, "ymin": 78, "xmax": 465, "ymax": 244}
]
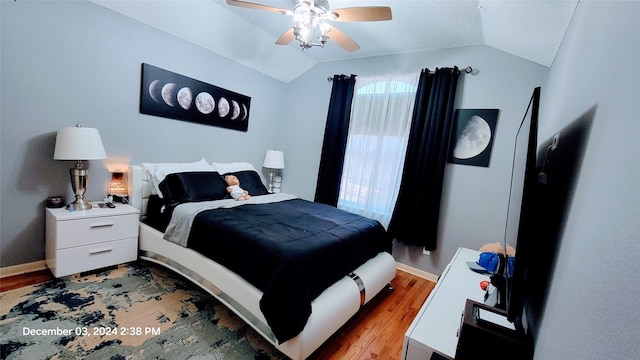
[
  {"xmin": 449, "ymin": 109, "xmax": 499, "ymax": 167},
  {"xmin": 140, "ymin": 63, "xmax": 251, "ymax": 132}
]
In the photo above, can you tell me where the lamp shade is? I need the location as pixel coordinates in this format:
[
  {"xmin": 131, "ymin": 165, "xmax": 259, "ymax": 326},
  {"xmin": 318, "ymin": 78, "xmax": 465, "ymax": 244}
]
[
  {"xmin": 263, "ymin": 150, "xmax": 285, "ymax": 169},
  {"xmin": 54, "ymin": 126, "xmax": 107, "ymax": 160}
]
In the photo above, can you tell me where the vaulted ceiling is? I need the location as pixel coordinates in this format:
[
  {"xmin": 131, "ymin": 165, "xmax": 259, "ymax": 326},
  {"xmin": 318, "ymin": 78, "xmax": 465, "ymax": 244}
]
[{"xmin": 92, "ymin": 0, "xmax": 578, "ymax": 83}]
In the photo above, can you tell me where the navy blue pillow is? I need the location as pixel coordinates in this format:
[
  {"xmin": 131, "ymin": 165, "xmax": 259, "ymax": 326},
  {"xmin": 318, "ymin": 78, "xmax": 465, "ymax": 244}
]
[
  {"xmin": 159, "ymin": 171, "xmax": 228, "ymax": 204},
  {"xmin": 223, "ymin": 170, "xmax": 270, "ymax": 196}
]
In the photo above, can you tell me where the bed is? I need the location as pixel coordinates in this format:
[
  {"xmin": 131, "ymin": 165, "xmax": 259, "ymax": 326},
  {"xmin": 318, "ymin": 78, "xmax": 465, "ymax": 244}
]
[{"xmin": 127, "ymin": 161, "xmax": 396, "ymax": 360}]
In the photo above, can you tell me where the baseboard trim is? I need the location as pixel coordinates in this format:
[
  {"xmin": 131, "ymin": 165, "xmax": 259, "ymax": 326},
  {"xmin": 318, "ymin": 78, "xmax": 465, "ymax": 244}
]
[
  {"xmin": 0, "ymin": 261, "xmax": 47, "ymax": 278},
  {"xmin": 395, "ymin": 262, "xmax": 439, "ymax": 283}
]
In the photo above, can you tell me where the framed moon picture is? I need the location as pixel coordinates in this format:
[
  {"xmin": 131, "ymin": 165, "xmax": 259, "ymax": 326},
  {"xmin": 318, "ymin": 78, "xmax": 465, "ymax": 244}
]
[
  {"xmin": 449, "ymin": 109, "xmax": 499, "ymax": 167},
  {"xmin": 140, "ymin": 63, "xmax": 251, "ymax": 132}
]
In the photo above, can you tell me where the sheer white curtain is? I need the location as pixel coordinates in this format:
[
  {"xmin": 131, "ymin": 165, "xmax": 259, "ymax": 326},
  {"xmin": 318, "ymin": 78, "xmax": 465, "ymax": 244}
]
[{"xmin": 337, "ymin": 73, "xmax": 419, "ymax": 228}]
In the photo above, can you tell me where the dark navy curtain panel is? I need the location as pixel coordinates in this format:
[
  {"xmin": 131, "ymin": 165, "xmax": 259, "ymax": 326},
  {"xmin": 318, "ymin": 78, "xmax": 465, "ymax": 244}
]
[
  {"xmin": 314, "ymin": 75, "xmax": 357, "ymax": 206},
  {"xmin": 388, "ymin": 67, "xmax": 459, "ymax": 250}
]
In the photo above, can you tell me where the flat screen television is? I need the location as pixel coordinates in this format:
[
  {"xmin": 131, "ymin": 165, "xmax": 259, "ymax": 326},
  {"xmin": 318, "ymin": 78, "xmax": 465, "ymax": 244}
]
[
  {"xmin": 504, "ymin": 87, "xmax": 540, "ymax": 337},
  {"xmin": 505, "ymin": 87, "xmax": 594, "ymax": 347}
]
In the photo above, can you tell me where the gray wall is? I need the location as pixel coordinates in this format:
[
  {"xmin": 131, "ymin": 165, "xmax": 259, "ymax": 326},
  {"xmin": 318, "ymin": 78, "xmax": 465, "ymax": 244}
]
[{"xmin": 532, "ymin": 2, "xmax": 640, "ymax": 359}]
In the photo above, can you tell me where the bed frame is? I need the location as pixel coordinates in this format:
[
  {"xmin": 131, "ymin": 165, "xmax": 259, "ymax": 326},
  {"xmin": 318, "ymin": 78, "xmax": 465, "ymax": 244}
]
[{"xmin": 127, "ymin": 165, "xmax": 396, "ymax": 359}]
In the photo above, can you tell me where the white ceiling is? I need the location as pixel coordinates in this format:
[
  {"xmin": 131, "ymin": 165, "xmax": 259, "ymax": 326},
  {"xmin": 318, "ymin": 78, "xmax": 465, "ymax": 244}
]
[{"xmin": 92, "ymin": 0, "xmax": 578, "ymax": 83}]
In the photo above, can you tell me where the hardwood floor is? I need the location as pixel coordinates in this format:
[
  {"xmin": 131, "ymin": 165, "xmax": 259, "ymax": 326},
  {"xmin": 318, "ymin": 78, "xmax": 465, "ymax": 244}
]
[
  {"xmin": 0, "ymin": 266, "xmax": 435, "ymax": 360},
  {"xmin": 0, "ymin": 269, "xmax": 54, "ymax": 292},
  {"xmin": 309, "ymin": 269, "xmax": 435, "ymax": 360}
]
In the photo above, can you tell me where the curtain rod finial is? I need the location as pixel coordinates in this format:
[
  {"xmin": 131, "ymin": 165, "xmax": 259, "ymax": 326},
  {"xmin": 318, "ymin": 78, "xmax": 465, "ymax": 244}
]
[{"xmin": 464, "ymin": 66, "xmax": 477, "ymax": 75}]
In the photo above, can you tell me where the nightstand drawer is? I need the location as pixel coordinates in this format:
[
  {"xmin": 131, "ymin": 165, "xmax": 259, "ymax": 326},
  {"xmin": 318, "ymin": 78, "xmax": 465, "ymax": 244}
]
[
  {"xmin": 55, "ymin": 214, "xmax": 138, "ymax": 248},
  {"xmin": 49, "ymin": 237, "xmax": 138, "ymax": 277}
]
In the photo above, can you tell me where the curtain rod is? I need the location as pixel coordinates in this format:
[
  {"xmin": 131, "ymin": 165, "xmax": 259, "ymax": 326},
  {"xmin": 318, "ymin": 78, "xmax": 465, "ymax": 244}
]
[
  {"xmin": 327, "ymin": 66, "xmax": 475, "ymax": 82},
  {"xmin": 326, "ymin": 75, "xmax": 354, "ymax": 82},
  {"xmin": 417, "ymin": 66, "xmax": 475, "ymax": 75}
]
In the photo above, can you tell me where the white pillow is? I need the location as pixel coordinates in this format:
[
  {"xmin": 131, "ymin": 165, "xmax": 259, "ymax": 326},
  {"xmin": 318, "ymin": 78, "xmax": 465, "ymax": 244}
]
[
  {"xmin": 141, "ymin": 158, "xmax": 214, "ymax": 197},
  {"xmin": 211, "ymin": 161, "xmax": 257, "ymax": 174}
]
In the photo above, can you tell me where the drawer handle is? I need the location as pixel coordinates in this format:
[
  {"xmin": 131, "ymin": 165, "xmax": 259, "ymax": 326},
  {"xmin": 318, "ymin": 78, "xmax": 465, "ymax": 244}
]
[
  {"xmin": 89, "ymin": 247, "xmax": 113, "ymax": 255},
  {"xmin": 90, "ymin": 222, "xmax": 115, "ymax": 229}
]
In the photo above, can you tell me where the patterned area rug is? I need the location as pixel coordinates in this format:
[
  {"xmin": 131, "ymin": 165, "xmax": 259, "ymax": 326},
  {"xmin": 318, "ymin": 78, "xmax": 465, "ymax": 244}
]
[{"xmin": 0, "ymin": 262, "xmax": 286, "ymax": 359}]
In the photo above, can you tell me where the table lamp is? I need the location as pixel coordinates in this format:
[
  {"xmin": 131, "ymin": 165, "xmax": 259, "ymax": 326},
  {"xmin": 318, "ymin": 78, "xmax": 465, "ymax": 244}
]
[
  {"xmin": 54, "ymin": 125, "xmax": 107, "ymax": 210},
  {"xmin": 263, "ymin": 150, "xmax": 285, "ymax": 192}
]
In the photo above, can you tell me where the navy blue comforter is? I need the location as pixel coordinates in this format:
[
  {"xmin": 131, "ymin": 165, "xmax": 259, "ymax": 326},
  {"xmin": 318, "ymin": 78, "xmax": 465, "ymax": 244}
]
[{"xmin": 186, "ymin": 198, "xmax": 391, "ymax": 343}]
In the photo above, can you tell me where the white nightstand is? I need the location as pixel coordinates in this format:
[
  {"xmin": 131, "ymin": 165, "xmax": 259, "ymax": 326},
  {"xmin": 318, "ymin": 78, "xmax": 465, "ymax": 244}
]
[{"xmin": 45, "ymin": 204, "xmax": 140, "ymax": 277}]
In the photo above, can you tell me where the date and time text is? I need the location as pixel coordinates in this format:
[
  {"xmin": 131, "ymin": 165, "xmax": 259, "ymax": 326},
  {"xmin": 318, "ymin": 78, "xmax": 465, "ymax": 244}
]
[{"xmin": 22, "ymin": 326, "xmax": 161, "ymax": 337}]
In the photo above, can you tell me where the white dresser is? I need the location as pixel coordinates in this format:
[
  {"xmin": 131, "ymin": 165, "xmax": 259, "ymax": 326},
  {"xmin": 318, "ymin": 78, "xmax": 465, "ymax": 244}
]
[
  {"xmin": 402, "ymin": 247, "xmax": 490, "ymax": 360},
  {"xmin": 45, "ymin": 204, "xmax": 140, "ymax": 277}
]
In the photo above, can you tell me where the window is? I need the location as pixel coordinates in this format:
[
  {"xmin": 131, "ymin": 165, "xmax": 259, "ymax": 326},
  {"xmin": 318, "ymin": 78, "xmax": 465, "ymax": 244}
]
[{"xmin": 337, "ymin": 74, "xmax": 418, "ymax": 227}]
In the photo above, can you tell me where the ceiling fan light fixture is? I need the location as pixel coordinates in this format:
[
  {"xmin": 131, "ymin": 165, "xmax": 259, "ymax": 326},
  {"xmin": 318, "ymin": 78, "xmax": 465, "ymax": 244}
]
[
  {"xmin": 290, "ymin": 3, "xmax": 328, "ymax": 50},
  {"xmin": 319, "ymin": 21, "xmax": 330, "ymax": 33},
  {"xmin": 318, "ymin": 21, "xmax": 330, "ymax": 46},
  {"xmin": 295, "ymin": 25, "xmax": 309, "ymax": 40}
]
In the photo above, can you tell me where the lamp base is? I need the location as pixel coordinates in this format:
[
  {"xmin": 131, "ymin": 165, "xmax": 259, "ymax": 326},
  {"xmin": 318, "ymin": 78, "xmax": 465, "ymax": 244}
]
[
  {"xmin": 67, "ymin": 198, "xmax": 93, "ymax": 211},
  {"xmin": 67, "ymin": 165, "xmax": 93, "ymax": 211},
  {"xmin": 267, "ymin": 171, "xmax": 275, "ymax": 193}
]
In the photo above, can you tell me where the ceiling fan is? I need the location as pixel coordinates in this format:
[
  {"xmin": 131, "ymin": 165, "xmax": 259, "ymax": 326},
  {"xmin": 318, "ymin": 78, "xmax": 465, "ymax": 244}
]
[{"xmin": 226, "ymin": 0, "xmax": 392, "ymax": 52}]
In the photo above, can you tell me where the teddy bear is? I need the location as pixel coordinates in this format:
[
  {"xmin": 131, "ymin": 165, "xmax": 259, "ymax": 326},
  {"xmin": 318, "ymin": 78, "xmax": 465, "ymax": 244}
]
[
  {"xmin": 479, "ymin": 242, "xmax": 515, "ymax": 257},
  {"xmin": 224, "ymin": 174, "xmax": 251, "ymax": 201}
]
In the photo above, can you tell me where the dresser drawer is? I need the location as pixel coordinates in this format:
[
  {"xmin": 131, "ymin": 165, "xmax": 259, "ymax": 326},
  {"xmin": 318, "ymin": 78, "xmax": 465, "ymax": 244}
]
[
  {"xmin": 49, "ymin": 237, "xmax": 138, "ymax": 277},
  {"xmin": 55, "ymin": 213, "xmax": 138, "ymax": 248}
]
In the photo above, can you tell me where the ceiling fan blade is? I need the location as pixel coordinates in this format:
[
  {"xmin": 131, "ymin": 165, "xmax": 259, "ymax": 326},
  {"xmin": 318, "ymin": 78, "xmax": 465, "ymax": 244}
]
[
  {"xmin": 331, "ymin": 6, "xmax": 392, "ymax": 22},
  {"xmin": 226, "ymin": 0, "xmax": 290, "ymax": 15},
  {"xmin": 328, "ymin": 25, "xmax": 360, "ymax": 52},
  {"xmin": 275, "ymin": 28, "xmax": 296, "ymax": 45}
]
